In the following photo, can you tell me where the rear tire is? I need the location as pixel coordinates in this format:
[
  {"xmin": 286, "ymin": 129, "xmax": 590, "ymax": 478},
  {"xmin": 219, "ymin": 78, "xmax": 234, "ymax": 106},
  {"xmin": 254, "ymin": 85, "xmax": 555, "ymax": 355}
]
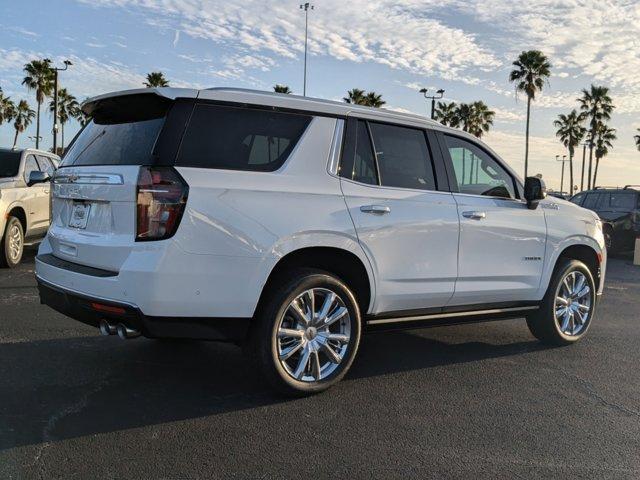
[
  {"xmin": 526, "ymin": 258, "xmax": 596, "ymax": 345},
  {"xmin": 0, "ymin": 216, "xmax": 24, "ymax": 268},
  {"xmin": 248, "ymin": 269, "xmax": 361, "ymax": 396}
]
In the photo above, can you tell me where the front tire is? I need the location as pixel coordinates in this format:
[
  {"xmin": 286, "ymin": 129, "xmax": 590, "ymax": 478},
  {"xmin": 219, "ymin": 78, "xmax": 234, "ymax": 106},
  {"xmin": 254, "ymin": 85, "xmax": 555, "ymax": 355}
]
[
  {"xmin": 0, "ymin": 216, "xmax": 24, "ymax": 268},
  {"xmin": 527, "ymin": 258, "xmax": 596, "ymax": 345},
  {"xmin": 250, "ymin": 269, "xmax": 361, "ymax": 396}
]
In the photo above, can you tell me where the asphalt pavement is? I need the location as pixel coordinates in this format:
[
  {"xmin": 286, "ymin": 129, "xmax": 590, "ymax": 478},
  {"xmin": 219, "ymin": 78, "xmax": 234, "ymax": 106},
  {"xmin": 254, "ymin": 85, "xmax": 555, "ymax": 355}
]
[{"xmin": 1, "ymin": 248, "xmax": 639, "ymax": 479}]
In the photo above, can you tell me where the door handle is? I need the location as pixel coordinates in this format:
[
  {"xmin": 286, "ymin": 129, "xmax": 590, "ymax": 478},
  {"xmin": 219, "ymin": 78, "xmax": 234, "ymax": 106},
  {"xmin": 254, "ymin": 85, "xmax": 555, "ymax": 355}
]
[
  {"xmin": 462, "ymin": 211, "xmax": 486, "ymax": 220},
  {"xmin": 360, "ymin": 205, "xmax": 391, "ymax": 214}
]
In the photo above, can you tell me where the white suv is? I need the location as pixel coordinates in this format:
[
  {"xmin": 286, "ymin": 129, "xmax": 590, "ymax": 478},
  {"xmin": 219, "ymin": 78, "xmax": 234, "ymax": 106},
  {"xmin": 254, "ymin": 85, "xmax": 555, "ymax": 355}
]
[{"xmin": 35, "ymin": 88, "xmax": 606, "ymax": 394}]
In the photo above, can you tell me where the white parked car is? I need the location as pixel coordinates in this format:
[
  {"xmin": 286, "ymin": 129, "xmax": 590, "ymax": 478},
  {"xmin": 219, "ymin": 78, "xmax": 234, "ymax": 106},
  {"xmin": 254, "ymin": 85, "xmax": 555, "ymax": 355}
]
[
  {"xmin": 0, "ymin": 148, "xmax": 59, "ymax": 267},
  {"xmin": 35, "ymin": 88, "xmax": 606, "ymax": 394}
]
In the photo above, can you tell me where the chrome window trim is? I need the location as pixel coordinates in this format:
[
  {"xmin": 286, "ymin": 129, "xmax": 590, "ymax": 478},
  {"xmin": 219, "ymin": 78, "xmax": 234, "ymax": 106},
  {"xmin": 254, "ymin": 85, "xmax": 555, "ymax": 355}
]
[{"xmin": 327, "ymin": 118, "xmax": 345, "ymax": 176}]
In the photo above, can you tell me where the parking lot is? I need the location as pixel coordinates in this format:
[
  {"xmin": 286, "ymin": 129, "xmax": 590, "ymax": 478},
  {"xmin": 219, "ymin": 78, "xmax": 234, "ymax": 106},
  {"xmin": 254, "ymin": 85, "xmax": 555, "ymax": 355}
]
[{"xmin": 0, "ymin": 249, "xmax": 639, "ymax": 479}]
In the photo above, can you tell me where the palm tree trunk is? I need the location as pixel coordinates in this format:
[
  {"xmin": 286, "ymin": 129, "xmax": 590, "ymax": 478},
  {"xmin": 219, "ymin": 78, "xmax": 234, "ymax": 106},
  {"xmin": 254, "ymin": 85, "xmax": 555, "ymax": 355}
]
[
  {"xmin": 13, "ymin": 129, "xmax": 19, "ymax": 149},
  {"xmin": 568, "ymin": 151, "xmax": 574, "ymax": 195},
  {"xmin": 593, "ymin": 156, "xmax": 600, "ymax": 188},
  {"xmin": 61, "ymin": 122, "xmax": 65, "ymax": 151},
  {"xmin": 587, "ymin": 144, "xmax": 594, "ymax": 189},
  {"xmin": 36, "ymin": 101, "xmax": 41, "ymax": 149},
  {"xmin": 524, "ymin": 96, "xmax": 531, "ymax": 178}
]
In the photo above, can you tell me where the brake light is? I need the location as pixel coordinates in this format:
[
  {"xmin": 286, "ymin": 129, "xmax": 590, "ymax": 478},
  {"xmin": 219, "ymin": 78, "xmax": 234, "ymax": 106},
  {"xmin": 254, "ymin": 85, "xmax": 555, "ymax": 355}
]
[{"xmin": 136, "ymin": 166, "xmax": 188, "ymax": 241}]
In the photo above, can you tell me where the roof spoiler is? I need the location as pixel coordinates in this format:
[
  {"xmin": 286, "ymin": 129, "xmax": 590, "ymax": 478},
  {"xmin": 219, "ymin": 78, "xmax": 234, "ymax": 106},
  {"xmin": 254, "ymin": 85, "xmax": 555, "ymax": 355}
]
[{"xmin": 81, "ymin": 88, "xmax": 199, "ymax": 118}]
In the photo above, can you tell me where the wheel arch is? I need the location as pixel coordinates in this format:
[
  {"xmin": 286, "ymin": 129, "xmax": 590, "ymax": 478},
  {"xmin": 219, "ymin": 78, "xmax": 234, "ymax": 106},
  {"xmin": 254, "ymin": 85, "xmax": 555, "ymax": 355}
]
[
  {"xmin": 5, "ymin": 204, "xmax": 27, "ymax": 234},
  {"xmin": 551, "ymin": 241, "xmax": 602, "ymax": 295},
  {"xmin": 255, "ymin": 245, "xmax": 375, "ymax": 317}
]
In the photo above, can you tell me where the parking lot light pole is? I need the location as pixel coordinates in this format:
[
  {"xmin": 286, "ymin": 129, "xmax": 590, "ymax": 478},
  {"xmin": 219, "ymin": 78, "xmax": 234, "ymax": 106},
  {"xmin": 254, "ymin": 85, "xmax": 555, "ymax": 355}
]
[
  {"xmin": 52, "ymin": 60, "xmax": 73, "ymax": 154},
  {"xmin": 419, "ymin": 88, "xmax": 445, "ymax": 120},
  {"xmin": 580, "ymin": 142, "xmax": 588, "ymax": 191},
  {"xmin": 557, "ymin": 155, "xmax": 568, "ymax": 194},
  {"xmin": 300, "ymin": 3, "xmax": 314, "ymax": 96}
]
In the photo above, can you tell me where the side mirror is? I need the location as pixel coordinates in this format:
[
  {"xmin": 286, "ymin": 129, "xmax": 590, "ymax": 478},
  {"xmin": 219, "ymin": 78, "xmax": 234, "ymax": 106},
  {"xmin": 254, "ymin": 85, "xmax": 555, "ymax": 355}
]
[
  {"xmin": 27, "ymin": 170, "xmax": 50, "ymax": 187},
  {"xmin": 524, "ymin": 177, "xmax": 547, "ymax": 209}
]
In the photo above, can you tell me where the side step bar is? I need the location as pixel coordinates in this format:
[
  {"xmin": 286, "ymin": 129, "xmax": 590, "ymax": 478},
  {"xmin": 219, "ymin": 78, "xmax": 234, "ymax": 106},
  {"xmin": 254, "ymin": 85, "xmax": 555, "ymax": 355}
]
[{"xmin": 366, "ymin": 306, "xmax": 539, "ymax": 326}]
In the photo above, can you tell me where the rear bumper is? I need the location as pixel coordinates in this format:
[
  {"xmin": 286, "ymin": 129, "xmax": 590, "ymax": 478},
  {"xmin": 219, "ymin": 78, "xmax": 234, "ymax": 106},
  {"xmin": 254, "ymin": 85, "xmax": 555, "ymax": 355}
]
[{"xmin": 37, "ymin": 277, "xmax": 250, "ymax": 342}]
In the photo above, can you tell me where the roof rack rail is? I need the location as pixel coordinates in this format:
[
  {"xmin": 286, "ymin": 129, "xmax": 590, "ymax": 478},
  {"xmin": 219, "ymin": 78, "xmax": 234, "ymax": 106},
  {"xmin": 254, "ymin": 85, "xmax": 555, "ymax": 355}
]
[
  {"xmin": 624, "ymin": 185, "xmax": 640, "ymax": 190},
  {"xmin": 593, "ymin": 186, "xmax": 616, "ymax": 189}
]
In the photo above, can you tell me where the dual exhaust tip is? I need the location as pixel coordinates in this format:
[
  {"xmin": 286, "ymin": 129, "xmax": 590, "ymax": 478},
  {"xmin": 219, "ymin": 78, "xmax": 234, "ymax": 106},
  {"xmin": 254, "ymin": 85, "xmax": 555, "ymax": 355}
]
[{"xmin": 99, "ymin": 319, "xmax": 141, "ymax": 340}]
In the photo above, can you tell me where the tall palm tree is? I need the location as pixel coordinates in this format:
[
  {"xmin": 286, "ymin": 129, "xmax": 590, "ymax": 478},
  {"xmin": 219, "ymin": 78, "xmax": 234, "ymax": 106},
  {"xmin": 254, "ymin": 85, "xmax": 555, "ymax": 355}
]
[
  {"xmin": 508, "ymin": 50, "xmax": 552, "ymax": 178},
  {"xmin": 273, "ymin": 84, "xmax": 292, "ymax": 94},
  {"xmin": 48, "ymin": 88, "xmax": 79, "ymax": 151},
  {"xmin": 22, "ymin": 58, "xmax": 54, "ymax": 149},
  {"xmin": 343, "ymin": 88, "xmax": 367, "ymax": 105},
  {"xmin": 74, "ymin": 106, "xmax": 91, "ymax": 127},
  {"xmin": 592, "ymin": 124, "xmax": 616, "ymax": 188},
  {"xmin": 578, "ymin": 85, "xmax": 614, "ymax": 189},
  {"xmin": 365, "ymin": 92, "xmax": 385, "ymax": 108},
  {"xmin": 553, "ymin": 110, "xmax": 586, "ymax": 194},
  {"xmin": 12, "ymin": 100, "xmax": 35, "ymax": 149},
  {"xmin": 634, "ymin": 129, "xmax": 640, "ymax": 151},
  {"xmin": 434, "ymin": 101, "xmax": 459, "ymax": 127},
  {"xmin": 144, "ymin": 71, "xmax": 169, "ymax": 87}
]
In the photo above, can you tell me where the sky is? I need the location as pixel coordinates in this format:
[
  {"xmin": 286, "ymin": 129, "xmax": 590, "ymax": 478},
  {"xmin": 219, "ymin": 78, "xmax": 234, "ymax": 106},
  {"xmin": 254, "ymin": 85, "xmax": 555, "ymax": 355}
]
[{"xmin": 1, "ymin": 0, "xmax": 639, "ymax": 191}]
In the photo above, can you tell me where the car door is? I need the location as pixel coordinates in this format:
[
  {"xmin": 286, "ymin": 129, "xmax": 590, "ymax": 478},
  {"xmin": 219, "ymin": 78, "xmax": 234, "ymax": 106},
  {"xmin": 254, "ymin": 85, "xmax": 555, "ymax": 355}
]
[
  {"xmin": 339, "ymin": 118, "xmax": 459, "ymax": 314},
  {"xmin": 22, "ymin": 154, "xmax": 49, "ymax": 236},
  {"xmin": 439, "ymin": 133, "xmax": 547, "ymax": 306}
]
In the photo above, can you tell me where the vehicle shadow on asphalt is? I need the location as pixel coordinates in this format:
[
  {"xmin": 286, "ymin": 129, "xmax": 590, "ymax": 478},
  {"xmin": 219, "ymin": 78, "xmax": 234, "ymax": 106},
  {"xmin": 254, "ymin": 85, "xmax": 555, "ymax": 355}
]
[{"xmin": 0, "ymin": 327, "xmax": 548, "ymax": 451}]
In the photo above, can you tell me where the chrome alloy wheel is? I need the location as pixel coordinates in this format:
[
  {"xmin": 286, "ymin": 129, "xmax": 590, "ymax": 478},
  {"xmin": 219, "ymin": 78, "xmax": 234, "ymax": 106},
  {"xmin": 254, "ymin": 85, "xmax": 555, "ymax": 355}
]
[
  {"xmin": 277, "ymin": 288, "xmax": 351, "ymax": 382},
  {"xmin": 7, "ymin": 224, "xmax": 22, "ymax": 262},
  {"xmin": 555, "ymin": 270, "xmax": 592, "ymax": 336}
]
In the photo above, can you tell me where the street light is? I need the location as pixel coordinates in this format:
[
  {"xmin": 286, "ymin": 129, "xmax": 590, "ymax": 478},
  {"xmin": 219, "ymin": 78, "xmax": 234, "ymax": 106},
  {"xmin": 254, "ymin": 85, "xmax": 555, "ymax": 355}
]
[
  {"xmin": 556, "ymin": 155, "xmax": 568, "ymax": 194},
  {"xmin": 28, "ymin": 135, "xmax": 43, "ymax": 145},
  {"xmin": 52, "ymin": 59, "xmax": 73, "ymax": 154},
  {"xmin": 419, "ymin": 88, "xmax": 445, "ymax": 120},
  {"xmin": 300, "ymin": 3, "xmax": 314, "ymax": 96}
]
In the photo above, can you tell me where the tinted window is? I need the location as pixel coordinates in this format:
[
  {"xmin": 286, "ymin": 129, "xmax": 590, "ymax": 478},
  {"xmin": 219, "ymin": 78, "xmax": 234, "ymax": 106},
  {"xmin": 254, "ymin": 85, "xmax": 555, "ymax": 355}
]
[
  {"xmin": 369, "ymin": 123, "xmax": 436, "ymax": 191},
  {"xmin": 23, "ymin": 155, "xmax": 40, "ymax": 183},
  {"xmin": 610, "ymin": 192, "xmax": 637, "ymax": 209},
  {"xmin": 339, "ymin": 120, "xmax": 378, "ymax": 185},
  {"xmin": 176, "ymin": 104, "xmax": 311, "ymax": 171},
  {"xmin": 582, "ymin": 193, "xmax": 601, "ymax": 209},
  {"xmin": 61, "ymin": 117, "xmax": 165, "ymax": 167},
  {"xmin": 0, "ymin": 150, "xmax": 22, "ymax": 178},
  {"xmin": 36, "ymin": 156, "xmax": 55, "ymax": 176},
  {"xmin": 445, "ymin": 135, "xmax": 515, "ymax": 199},
  {"xmin": 570, "ymin": 193, "xmax": 585, "ymax": 205}
]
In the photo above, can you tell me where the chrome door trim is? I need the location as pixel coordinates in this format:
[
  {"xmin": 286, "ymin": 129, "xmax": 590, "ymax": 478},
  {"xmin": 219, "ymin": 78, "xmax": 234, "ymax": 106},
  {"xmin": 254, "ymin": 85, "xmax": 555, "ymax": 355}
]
[{"xmin": 366, "ymin": 306, "xmax": 539, "ymax": 325}]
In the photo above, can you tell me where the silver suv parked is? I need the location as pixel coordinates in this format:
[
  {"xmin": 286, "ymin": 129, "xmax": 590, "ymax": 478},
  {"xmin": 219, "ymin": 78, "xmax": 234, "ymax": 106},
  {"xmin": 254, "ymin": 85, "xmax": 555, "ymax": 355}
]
[{"xmin": 0, "ymin": 148, "xmax": 59, "ymax": 267}]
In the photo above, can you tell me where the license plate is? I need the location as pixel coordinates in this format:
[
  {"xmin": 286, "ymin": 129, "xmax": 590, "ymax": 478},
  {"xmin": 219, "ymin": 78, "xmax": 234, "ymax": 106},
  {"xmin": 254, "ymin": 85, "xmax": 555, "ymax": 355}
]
[{"xmin": 69, "ymin": 202, "xmax": 91, "ymax": 229}]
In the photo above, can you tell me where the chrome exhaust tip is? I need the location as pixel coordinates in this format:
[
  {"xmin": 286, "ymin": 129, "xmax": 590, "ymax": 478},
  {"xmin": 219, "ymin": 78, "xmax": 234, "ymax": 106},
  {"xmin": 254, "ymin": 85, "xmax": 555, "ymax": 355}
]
[
  {"xmin": 99, "ymin": 319, "xmax": 116, "ymax": 336},
  {"xmin": 116, "ymin": 323, "xmax": 141, "ymax": 340}
]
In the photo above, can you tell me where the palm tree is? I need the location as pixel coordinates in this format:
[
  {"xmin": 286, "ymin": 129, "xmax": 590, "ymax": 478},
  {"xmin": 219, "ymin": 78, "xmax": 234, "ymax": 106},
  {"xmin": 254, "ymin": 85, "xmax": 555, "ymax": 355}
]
[
  {"xmin": 592, "ymin": 124, "xmax": 616, "ymax": 188},
  {"xmin": 144, "ymin": 71, "xmax": 169, "ymax": 87},
  {"xmin": 365, "ymin": 92, "xmax": 385, "ymax": 108},
  {"xmin": 343, "ymin": 88, "xmax": 367, "ymax": 105},
  {"xmin": 48, "ymin": 88, "xmax": 79, "ymax": 151},
  {"xmin": 434, "ymin": 101, "xmax": 459, "ymax": 127},
  {"xmin": 273, "ymin": 84, "xmax": 292, "ymax": 94},
  {"xmin": 74, "ymin": 106, "xmax": 91, "ymax": 127},
  {"xmin": 22, "ymin": 58, "xmax": 54, "ymax": 149},
  {"xmin": 455, "ymin": 102, "xmax": 494, "ymax": 138},
  {"xmin": 0, "ymin": 91, "xmax": 16, "ymax": 127},
  {"xmin": 12, "ymin": 100, "xmax": 35, "ymax": 149},
  {"xmin": 508, "ymin": 50, "xmax": 552, "ymax": 178},
  {"xmin": 578, "ymin": 85, "xmax": 614, "ymax": 189},
  {"xmin": 553, "ymin": 110, "xmax": 586, "ymax": 194},
  {"xmin": 634, "ymin": 129, "xmax": 640, "ymax": 151}
]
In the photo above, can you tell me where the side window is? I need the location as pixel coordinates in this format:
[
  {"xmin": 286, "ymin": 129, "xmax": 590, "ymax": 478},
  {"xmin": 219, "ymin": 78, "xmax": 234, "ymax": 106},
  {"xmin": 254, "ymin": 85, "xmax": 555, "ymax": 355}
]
[
  {"xmin": 444, "ymin": 135, "xmax": 516, "ymax": 199},
  {"xmin": 339, "ymin": 120, "xmax": 378, "ymax": 185},
  {"xmin": 176, "ymin": 104, "xmax": 311, "ymax": 171},
  {"xmin": 582, "ymin": 193, "xmax": 600, "ymax": 209},
  {"xmin": 570, "ymin": 193, "xmax": 585, "ymax": 205},
  {"xmin": 36, "ymin": 156, "xmax": 55, "ymax": 176},
  {"xmin": 23, "ymin": 155, "xmax": 40, "ymax": 183},
  {"xmin": 609, "ymin": 192, "xmax": 636, "ymax": 209},
  {"xmin": 369, "ymin": 122, "xmax": 436, "ymax": 191}
]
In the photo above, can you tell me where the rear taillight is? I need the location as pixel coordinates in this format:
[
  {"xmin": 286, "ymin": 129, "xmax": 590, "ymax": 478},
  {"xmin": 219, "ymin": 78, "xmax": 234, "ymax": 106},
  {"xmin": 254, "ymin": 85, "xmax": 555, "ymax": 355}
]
[{"xmin": 136, "ymin": 166, "xmax": 188, "ymax": 241}]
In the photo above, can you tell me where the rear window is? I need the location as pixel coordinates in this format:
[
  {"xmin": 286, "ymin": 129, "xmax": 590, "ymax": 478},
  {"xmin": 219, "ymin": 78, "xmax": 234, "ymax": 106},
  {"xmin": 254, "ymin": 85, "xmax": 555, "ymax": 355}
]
[
  {"xmin": 175, "ymin": 104, "xmax": 312, "ymax": 171},
  {"xmin": 0, "ymin": 150, "xmax": 22, "ymax": 178},
  {"xmin": 61, "ymin": 93, "xmax": 171, "ymax": 167}
]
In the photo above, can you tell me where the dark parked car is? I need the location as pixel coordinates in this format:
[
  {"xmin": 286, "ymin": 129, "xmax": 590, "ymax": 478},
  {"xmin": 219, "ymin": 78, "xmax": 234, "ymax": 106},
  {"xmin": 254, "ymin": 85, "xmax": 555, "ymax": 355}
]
[{"xmin": 570, "ymin": 186, "xmax": 640, "ymax": 252}]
